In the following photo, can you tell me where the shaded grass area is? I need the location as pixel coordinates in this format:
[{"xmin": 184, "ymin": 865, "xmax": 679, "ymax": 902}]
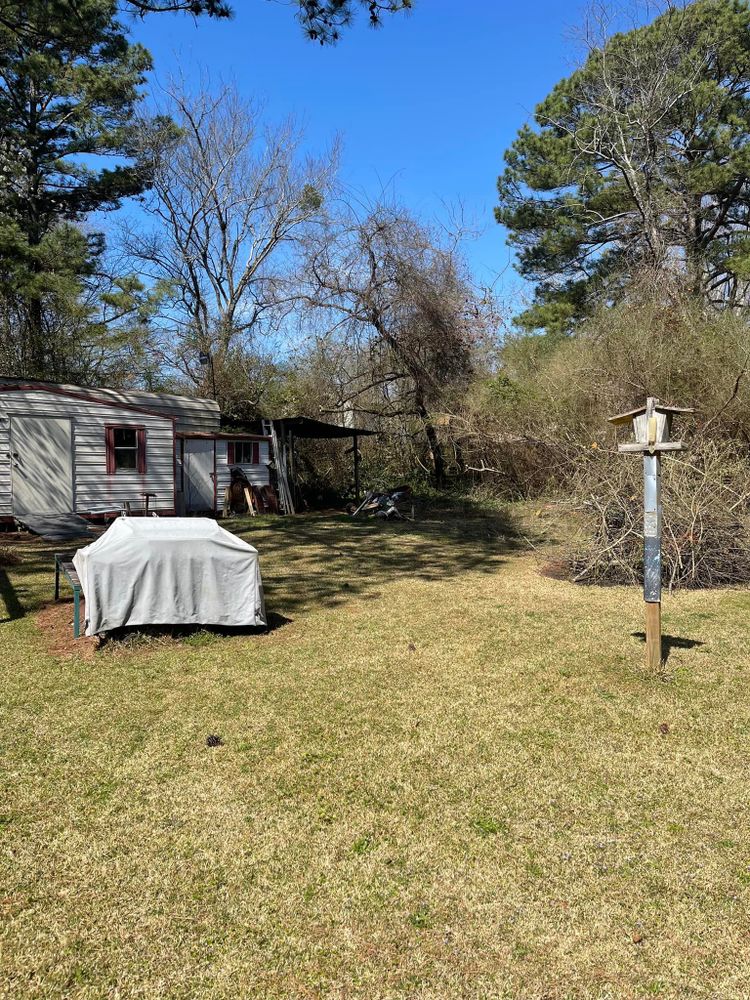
[
  {"xmin": 224, "ymin": 504, "xmax": 519, "ymax": 619},
  {"xmin": 1, "ymin": 508, "xmax": 750, "ymax": 998}
]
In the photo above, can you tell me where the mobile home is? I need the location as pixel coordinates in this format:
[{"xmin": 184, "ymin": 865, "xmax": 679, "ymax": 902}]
[{"xmin": 0, "ymin": 379, "xmax": 271, "ymax": 521}]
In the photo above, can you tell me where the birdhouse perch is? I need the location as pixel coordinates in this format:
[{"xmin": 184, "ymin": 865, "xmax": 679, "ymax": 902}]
[{"xmin": 608, "ymin": 401, "xmax": 693, "ymax": 454}]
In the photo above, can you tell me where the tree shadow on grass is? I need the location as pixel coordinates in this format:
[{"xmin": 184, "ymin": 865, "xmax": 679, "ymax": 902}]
[
  {"xmin": 1, "ymin": 502, "xmax": 522, "ymax": 633},
  {"xmin": 631, "ymin": 631, "xmax": 705, "ymax": 665},
  {"xmin": 0, "ymin": 566, "xmax": 24, "ymax": 623},
  {"xmin": 230, "ymin": 503, "xmax": 522, "ymax": 619},
  {"xmin": 0, "ymin": 537, "xmax": 89, "ymax": 624}
]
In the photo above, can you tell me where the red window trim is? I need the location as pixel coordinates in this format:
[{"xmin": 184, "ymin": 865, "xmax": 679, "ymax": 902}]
[
  {"xmin": 105, "ymin": 423, "xmax": 147, "ymax": 475},
  {"xmin": 105, "ymin": 426, "xmax": 115, "ymax": 475},
  {"xmin": 137, "ymin": 427, "xmax": 147, "ymax": 474},
  {"xmin": 227, "ymin": 441, "xmax": 260, "ymax": 465}
]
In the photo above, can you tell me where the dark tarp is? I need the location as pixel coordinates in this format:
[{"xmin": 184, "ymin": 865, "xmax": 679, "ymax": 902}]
[{"xmin": 19, "ymin": 513, "xmax": 95, "ymax": 542}]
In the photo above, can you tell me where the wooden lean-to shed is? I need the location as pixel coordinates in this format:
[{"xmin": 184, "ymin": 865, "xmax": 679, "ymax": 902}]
[{"xmin": 177, "ymin": 431, "xmax": 272, "ymax": 514}]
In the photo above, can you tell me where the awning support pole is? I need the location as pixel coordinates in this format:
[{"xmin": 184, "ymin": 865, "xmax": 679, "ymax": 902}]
[{"xmin": 353, "ymin": 433, "xmax": 360, "ymax": 501}]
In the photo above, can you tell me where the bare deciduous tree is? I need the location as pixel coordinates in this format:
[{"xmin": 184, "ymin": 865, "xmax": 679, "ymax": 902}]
[
  {"xmin": 299, "ymin": 199, "xmax": 486, "ymax": 485},
  {"xmin": 126, "ymin": 80, "xmax": 338, "ymax": 403}
]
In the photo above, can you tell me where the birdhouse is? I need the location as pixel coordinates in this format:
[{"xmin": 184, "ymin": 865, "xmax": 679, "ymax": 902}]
[{"xmin": 608, "ymin": 397, "xmax": 693, "ymax": 454}]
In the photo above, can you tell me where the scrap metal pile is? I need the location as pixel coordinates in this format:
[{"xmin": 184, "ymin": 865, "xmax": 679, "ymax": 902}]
[{"xmin": 349, "ymin": 485, "xmax": 413, "ymax": 520}]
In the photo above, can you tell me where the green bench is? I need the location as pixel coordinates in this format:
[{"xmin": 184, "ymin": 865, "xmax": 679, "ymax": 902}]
[{"xmin": 54, "ymin": 554, "xmax": 83, "ymax": 638}]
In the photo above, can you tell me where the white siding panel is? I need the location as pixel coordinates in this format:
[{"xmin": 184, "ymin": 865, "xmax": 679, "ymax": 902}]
[
  {"xmin": 84, "ymin": 387, "xmax": 220, "ymax": 433},
  {"xmin": 0, "ymin": 379, "xmax": 221, "ymax": 433},
  {"xmin": 0, "ymin": 413, "xmax": 11, "ymax": 515},
  {"xmin": 0, "ymin": 390, "xmax": 175, "ymax": 515},
  {"xmin": 214, "ymin": 439, "xmax": 270, "ymax": 511}
]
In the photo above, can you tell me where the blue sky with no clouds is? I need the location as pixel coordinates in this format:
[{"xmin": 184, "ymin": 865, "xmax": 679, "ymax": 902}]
[{"xmin": 127, "ymin": 0, "xmax": 585, "ymax": 296}]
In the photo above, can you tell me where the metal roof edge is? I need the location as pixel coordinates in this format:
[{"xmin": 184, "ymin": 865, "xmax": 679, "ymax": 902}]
[{"xmin": 0, "ymin": 383, "xmax": 177, "ymax": 422}]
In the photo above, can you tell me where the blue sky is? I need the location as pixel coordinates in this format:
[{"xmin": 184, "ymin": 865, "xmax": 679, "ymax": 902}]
[{"xmin": 128, "ymin": 0, "xmax": 584, "ymax": 295}]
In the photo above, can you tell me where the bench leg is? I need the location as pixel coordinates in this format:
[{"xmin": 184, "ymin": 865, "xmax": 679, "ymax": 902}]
[
  {"xmin": 54, "ymin": 556, "xmax": 60, "ymax": 601},
  {"xmin": 73, "ymin": 587, "xmax": 80, "ymax": 639}
]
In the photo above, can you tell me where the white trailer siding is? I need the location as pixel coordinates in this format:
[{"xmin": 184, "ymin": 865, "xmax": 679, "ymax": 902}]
[
  {"xmin": 82, "ymin": 387, "xmax": 220, "ymax": 433},
  {"xmin": 0, "ymin": 389, "xmax": 175, "ymax": 516},
  {"xmin": 0, "ymin": 412, "xmax": 11, "ymax": 514},
  {"xmin": 214, "ymin": 439, "xmax": 270, "ymax": 510},
  {"xmin": 0, "ymin": 378, "xmax": 221, "ymax": 434}
]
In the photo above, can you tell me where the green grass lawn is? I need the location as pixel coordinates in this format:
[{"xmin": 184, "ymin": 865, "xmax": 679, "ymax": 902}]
[{"xmin": 2, "ymin": 505, "xmax": 750, "ymax": 999}]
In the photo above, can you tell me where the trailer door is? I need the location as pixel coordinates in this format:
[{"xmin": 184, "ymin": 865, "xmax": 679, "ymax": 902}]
[
  {"xmin": 183, "ymin": 438, "xmax": 215, "ymax": 512},
  {"xmin": 11, "ymin": 416, "xmax": 74, "ymax": 515}
]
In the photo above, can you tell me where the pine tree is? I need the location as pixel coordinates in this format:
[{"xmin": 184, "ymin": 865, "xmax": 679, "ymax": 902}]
[
  {"xmin": 296, "ymin": 1, "xmax": 411, "ymax": 42},
  {"xmin": 496, "ymin": 0, "xmax": 750, "ymax": 335},
  {"xmin": 0, "ymin": 0, "xmax": 151, "ymax": 375}
]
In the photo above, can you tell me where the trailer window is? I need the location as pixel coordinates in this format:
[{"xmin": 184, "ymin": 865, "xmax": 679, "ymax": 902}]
[
  {"xmin": 113, "ymin": 428, "xmax": 137, "ymax": 469},
  {"xmin": 106, "ymin": 426, "xmax": 147, "ymax": 474},
  {"xmin": 228, "ymin": 441, "xmax": 260, "ymax": 464}
]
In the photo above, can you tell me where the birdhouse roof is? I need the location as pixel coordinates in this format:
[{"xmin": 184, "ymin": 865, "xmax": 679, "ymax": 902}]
[{"xmin": 608, "ymin": 403, "xmax": 694, "ymax": 426}]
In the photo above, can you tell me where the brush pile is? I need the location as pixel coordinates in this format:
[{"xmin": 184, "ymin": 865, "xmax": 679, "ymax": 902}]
[{"xmin": 567, "ymin": 439, "xmax": 750, "ymax": 589}]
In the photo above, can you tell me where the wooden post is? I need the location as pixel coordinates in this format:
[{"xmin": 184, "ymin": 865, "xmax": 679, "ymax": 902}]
[
  {"xmin": 243, "ymin": 485, "xmax": 256, "ymax": 516},
  {"xmin": 353, "ymin": 433, "xmax": 360, "ymax": 501},
  {"xmin": 645, "ymin": 601, "xmax": 661, "ymax": 670}
]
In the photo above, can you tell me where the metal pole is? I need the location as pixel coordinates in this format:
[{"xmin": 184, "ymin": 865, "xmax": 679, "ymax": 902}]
[
  {"xmin": 643, "ymin": 398, "xmax": 662, "ymax": 669},
  {"xmin": 353, "ymin": 433, "xmax": 360, "ymax": 501},
  {"xmin": 288, "ymin": 427, "xmax": 296, "ymax": 509}
]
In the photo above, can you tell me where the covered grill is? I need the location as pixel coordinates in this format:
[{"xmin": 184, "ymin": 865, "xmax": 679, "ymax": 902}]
[{"xmin": 73, "ymin": 518, "xmax": 265, "ymax": 636}]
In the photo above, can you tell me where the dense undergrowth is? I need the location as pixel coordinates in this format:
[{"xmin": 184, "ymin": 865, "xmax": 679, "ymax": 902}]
[{"xmin": 456, "ymin": 288, "xmax": 750, "ymax": 589}]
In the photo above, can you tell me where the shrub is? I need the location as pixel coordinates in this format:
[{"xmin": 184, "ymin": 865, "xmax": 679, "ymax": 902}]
[
  {"xmin": 461, "ymin": 288, "xmax": 750, "ymax": 495},
  {"xmin": 567, "ymin": 439, "xmax": 750, "ymax": 590},
  {"xmin": 458, "ymin": 286, "xmax": 750, "ymax": 587}
]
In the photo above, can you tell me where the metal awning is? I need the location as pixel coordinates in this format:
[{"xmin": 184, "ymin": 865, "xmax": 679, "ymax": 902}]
[
  {"xmin": 276, "ymin": 416, "xmax": 375, "ymax": 439},
  {"xmin": 270, "ymin": 417, "xmax": 375, "ymax": 513}
]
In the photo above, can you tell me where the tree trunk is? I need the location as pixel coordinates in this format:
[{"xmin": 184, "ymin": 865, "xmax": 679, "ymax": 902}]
[
  {"xmin": 453, "ymin": 438, "xmax": 466, "ymax": 475},
  {"xmin": 416, "ymin": 394, "xmax": 445, "ymax": 487},
  {"xmin": 22, "ymin": 275, "xmax": 47, "ymax": 378}
]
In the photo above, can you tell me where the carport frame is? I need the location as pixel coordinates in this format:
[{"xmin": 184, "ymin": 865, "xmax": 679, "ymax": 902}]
[{"xmin": 271, "ymin": 417, "xmax": 376, "ymax": 511}]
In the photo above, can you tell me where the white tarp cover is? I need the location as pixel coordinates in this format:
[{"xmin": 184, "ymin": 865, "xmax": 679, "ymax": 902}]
[{"xmin": 73, "ymin": 517, "xmax": 266, "ymax": 636}]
